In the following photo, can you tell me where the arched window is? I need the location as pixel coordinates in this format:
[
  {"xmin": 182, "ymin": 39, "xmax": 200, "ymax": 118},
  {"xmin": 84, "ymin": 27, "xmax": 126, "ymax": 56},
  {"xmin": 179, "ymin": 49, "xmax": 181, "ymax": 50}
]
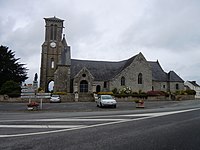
[
  {"xmin": 96, "ymin": 85, "xmax": 101, "ymax": 93},
  {"xmin": 80, "ymin": 80, "xmax": 88, "ymax": 93},
  {"xmin": 54, "ymin": 25, "xmax": 57, "ymax": 40},
  {"xmin": 176, "ymin": 84, "xmax": 179, "ymax": 90},
  {"xmin": 50, "ymin": 24, "xmax": 57, "ymax": 40},
  {"xmin": 50, "ymin": 24, "xmax": 54, "ymax": 40},
  {"xmin": 51, "ymin": 58, "xmax": 54, "ymax": 69},
  {"xmin": 48, "ymin": 80, "xmax": 54, "ymax": 92},
  {"xmin": 121, "ymin": 76, "xmax": 125, "ymax": 86},
  {"xmin": 138, "ymin": 73, "xmax": 143, "ymax": 84}
]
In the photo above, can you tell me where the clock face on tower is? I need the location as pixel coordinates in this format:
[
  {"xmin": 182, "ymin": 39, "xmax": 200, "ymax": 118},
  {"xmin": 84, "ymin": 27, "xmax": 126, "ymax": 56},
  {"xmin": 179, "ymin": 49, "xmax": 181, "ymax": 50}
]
[{"xmin": 50, "ymin": 42, "xmax": 56, "ymax": 48}]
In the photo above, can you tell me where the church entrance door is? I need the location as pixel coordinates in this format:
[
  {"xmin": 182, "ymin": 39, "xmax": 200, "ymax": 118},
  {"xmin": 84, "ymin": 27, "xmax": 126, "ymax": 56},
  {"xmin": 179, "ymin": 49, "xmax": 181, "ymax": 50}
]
[{"xmin": 80, "ymin": 80, "xmax": 88, "ymax": 93}]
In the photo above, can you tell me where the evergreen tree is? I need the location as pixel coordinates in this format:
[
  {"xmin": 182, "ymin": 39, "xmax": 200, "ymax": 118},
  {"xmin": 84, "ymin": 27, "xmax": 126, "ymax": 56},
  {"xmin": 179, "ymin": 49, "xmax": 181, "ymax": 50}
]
[{"xmin": 0, "ymin": 45, "xmax": 28, "ymax": 90}]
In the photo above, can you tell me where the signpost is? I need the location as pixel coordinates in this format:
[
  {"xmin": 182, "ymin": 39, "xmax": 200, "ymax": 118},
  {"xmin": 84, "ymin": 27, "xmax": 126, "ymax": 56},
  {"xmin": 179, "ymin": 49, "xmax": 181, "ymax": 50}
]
[{"xmin": 21, "ymin": 84, "xmax": 51, "ymax": 110}]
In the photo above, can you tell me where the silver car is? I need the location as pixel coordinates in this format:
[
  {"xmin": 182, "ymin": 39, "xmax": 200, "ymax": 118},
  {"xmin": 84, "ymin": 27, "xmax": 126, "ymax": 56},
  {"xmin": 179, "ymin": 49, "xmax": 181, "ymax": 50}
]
[
  {"xmin": 96, "ymin": 95, "xmax": 117, "ymax": 108},
  {"xmin": 50, "ymin": 95, "xmax": 61, "ymax": 103}
]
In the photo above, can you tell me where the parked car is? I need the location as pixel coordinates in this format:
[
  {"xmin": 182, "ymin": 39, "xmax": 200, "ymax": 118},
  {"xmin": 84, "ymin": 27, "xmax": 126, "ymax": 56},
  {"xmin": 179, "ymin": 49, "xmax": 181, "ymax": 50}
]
[
  {"xmin": 50, "ymin": 95, "xmax": 61, "ymax": 103},
  {"xmin": 96, "ymin": 95, "xmax": 117, "ymax": 108}
]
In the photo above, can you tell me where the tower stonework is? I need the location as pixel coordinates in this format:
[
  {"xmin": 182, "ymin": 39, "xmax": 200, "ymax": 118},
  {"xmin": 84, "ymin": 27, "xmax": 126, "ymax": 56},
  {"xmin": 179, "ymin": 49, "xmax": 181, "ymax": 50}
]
[{"xmin": 40, "ymin": 16, "xmax": 71, "ymax": 92}]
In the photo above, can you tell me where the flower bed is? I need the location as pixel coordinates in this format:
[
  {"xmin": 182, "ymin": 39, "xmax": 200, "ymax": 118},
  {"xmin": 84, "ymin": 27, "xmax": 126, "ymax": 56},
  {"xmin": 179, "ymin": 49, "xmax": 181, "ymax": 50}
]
[{"xmin": 27, "ymin": 102, "xmax": 39, "ymax": 110}]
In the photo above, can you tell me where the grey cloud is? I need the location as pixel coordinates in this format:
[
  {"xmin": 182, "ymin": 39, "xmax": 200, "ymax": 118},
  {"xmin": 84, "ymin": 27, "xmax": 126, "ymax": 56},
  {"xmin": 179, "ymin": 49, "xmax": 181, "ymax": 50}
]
[
  {"xmin": 120, "ymin": 0, "xmax": 200, "ymax": 52},
  {"xmin": 0, "ymin": 0, "xmax": 200, "ymax": 84}
]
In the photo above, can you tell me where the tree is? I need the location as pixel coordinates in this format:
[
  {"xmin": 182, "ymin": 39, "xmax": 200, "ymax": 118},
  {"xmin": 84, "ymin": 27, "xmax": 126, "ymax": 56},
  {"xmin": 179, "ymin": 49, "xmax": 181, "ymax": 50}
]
[
  {"xmin": 0, "ymin": 80, "xmax": 21, "ymax": 97},
  {"xmin": 0, "ymin": 45, "xmax": 28, "ymax": 90}
]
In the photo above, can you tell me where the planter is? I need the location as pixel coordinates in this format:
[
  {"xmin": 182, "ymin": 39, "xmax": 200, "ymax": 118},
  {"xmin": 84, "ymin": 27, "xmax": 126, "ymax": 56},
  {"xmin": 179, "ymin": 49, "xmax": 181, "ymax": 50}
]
[
  {"xmin": 27, "ymin": 102, "xmax": 39, "ymax": 110},
  {"xmin": 135, "ymin": 100, "xmax": 144, "ymax": 108}
]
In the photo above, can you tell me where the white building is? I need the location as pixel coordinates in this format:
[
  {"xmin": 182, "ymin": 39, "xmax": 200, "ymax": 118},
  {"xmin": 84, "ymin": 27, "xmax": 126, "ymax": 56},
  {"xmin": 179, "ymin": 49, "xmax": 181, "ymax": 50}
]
[{"xmin": 185, "ymin": 81, "xmax": 200, "ymax": 99}]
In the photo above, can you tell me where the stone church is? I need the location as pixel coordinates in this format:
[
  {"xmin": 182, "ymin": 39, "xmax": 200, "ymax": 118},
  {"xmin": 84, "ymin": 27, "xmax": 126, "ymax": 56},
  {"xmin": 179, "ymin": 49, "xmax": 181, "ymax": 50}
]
[{"xmin": 40, "ymin": 17, "xmax": 184, "ymax": 94}]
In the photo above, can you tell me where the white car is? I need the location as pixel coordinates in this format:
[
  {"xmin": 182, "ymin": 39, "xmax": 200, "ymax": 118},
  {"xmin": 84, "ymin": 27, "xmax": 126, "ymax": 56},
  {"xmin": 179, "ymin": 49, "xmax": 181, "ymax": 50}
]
[
  {"xmin": 96, "ymin": 95, "xmax": 117, "ymax": 108},
  {"xmin": 50, "ymin": 95, "xmax": 61, "ymax": 103}
]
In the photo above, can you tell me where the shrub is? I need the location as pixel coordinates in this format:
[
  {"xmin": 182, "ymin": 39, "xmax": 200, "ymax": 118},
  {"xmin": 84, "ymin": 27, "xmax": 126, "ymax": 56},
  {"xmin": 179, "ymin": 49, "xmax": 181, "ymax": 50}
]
[
  {"xmin": 119, "ymin": 87, "xmax": 132, "ymax": 94},
  {"xmin": 38, "ymin": 87, "xmax": 44, "ymax": 93},
  {"xmin": 0, "ymin": 80, "xmax": 21, "ymax": 97},
  {"xmin": 160, "ymin": 91, "xmax": 170, "ymax": 97},
  {"xmin": 97, "ymin": 92, "xmax": 113, "ymax": 95},
  {"xmin": 113, "ymin": 92, "xmax": 147, "ymax": 99},
  {"xmin": 52, "ymin": 92, "xmax": 67, "ymax": 95},
  {"xmin": 147, "ymin": 91, "xmax": 166, "ymax": 96},
  {"xmin": 174, "ymin": 90, "xmax": 196, "ymax": 95},
  {"xmin": 185, "ymin": 90, "xmax": 196, "ymax": 95},
  {"xmin": 112, "ymin": 88, "xmax": 118, "ymax": 94}
]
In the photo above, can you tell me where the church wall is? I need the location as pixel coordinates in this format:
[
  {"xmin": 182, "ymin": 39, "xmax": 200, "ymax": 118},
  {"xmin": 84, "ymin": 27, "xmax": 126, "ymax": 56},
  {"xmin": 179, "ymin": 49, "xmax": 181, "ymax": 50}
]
[
  {"xmin": 152, "ymin": 81, "xmax": 168, "ymax": 92},
  {"xmin": 92, "ymin": 81, "xmax": 104, "ymax": 92},
  {"xmin": 110, "ymin": 54, "xmax": 152, "ymax": 92},
  {"xmin": 169, "ymin": 82, "xmax": 184, "ymax": 92},
  {"xmin": 73, "ymin": 68, "xmax": 94, "ymax": 93}
]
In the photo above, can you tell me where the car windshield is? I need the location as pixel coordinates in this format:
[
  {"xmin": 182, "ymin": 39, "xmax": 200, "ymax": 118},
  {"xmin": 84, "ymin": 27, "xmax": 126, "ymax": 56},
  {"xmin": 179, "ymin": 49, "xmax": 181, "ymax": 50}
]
[{"xmin": 102, "ymin": 95, "xmax": 112, "ymax": 100}]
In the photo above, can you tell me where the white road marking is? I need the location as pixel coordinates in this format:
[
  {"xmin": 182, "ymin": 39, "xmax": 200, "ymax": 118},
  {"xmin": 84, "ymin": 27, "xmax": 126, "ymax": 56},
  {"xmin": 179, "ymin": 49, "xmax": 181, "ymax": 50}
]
[
  {"xmin": 0, "ymin": 107, "xmax": 200, "ymax": 138},
  {"xmin": 0, "ymin": 118, "xmax": 125, "ymax": 122},
  {"xmin": 121, "ymin": 108, "xmax": 200, "ymax": 117},
  {"xmin": 0, "ymin": 125, "xmax": 86, "ymax": 129}
]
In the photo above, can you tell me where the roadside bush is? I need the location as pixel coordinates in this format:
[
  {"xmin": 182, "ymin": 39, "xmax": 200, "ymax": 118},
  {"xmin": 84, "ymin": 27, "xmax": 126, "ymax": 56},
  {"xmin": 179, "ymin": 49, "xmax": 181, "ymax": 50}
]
[
  {"xmin": 97, "ymin": 92, "xmax": 113, "ymax": 95},
  {"xmin": 147, "ymin": 91, "xmax": 166, "ymax": 96},
  {"xmin": 119, "ymin": 86, "xmax": 132, "ymax": 94},
  {"xmin": 185, "ymin": 90, "xmax": 196, "ymax": 95},
  {"xmin": 174, "ymin": 90, "xmax": 196, "ymax": 95},
  {"xmin": 38, "ymin": 87, "xmax": 44, "ymax": 93},
  {"xmin": 0, "ymin": 80, "xmax": 21, "ymax": 97},
  {"xmin": 114, "ymin": 92, "xmax": 147, "ymax": 99},
  {"xmin": 112, "ymin": 88, "xmax": 118, "ymax": 94},
  {"xmin": 52, "ymin": 92, "xmax": 67, "ymax": 95}
]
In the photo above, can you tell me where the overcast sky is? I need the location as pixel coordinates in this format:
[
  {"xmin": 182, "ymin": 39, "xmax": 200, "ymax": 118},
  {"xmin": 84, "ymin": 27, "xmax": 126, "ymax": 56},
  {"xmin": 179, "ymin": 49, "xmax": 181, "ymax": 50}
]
[{"xmin": 1, "ymin": 0, "xmax": 200, "ymax": 85}]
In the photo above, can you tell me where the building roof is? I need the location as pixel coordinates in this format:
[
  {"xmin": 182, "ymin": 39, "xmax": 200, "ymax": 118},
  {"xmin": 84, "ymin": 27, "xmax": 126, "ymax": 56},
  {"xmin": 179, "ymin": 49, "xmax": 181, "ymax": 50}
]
[
  {"xmin": 148, "ymin": 61, "xmax": 168, "ymax": 82},
  {"xmin": 70, "ymin": 54, "xmax": 184, "ymax": 82},
  {"xmin": 168, "ymin": 71, "xmax": 184, "ymax": 82},
  {"xmin": 188, "ymin": 81, "xmax": 200, "ymax": 87},
  {"xmin": 71, "ymin": 59, "xmax": 126, "ymax": 81}
]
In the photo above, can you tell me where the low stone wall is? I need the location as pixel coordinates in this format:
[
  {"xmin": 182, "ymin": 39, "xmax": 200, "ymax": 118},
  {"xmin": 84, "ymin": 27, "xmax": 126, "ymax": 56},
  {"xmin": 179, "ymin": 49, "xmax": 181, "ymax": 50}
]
[
  {"xmin": 60, "ymin": 94, "xmax": 75, "ymax": 102},
  {"xmin": 115, "ymin": 95, "xmax": 195, "ymax": 101},
  {"xmin": 115, "ymin": 97, "xmax": 146, "ymax": 102},
  {"xmin": 0, "ymin": 94, "xmax": 196, "ymax": 103},
  {"xmin": 175, "ymin": 95, "xmax": 195, "ymax": 100},
  {"xmin": 0, "ymin": 95, "xmax": 24, "ymax": 103},
  {"xmin": 0, "ymin": 94, "xmax": 75, "ymax": 103}
]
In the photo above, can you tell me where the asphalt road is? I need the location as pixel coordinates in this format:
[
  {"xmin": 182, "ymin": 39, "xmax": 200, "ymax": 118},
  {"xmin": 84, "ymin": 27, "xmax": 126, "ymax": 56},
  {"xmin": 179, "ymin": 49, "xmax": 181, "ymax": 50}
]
[{"xmin": 0, "ymin": 100, "xmax": 200, "ymax": 150}]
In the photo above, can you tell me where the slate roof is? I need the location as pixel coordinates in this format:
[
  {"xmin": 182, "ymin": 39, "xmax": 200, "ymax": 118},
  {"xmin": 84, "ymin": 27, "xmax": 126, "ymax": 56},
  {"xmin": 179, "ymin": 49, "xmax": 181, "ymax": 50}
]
[
  {"xmin": 71, "ymin": 59, "xmax": 126, "ymax": 81},
  {"xmin": 188, "ymin": 81, "xmax": 200, "ymax": 87},
  {"xmin": 70, "ymin": 55, "xmax": 184, "ymax": 82},
  {"xmin": 168, "ymin": 71, "xmax": 184, "ymax": 82},
  {"xmin": 148, "ymin": 61, "xmax": 168, "ymax": 82}
]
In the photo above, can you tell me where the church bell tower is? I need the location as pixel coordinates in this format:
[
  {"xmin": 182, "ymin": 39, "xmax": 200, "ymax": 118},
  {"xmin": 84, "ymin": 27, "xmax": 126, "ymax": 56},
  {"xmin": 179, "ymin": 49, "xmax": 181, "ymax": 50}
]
[{"xmin": 40, "ymin": 16, "xmax": 71, "ymax": 92}]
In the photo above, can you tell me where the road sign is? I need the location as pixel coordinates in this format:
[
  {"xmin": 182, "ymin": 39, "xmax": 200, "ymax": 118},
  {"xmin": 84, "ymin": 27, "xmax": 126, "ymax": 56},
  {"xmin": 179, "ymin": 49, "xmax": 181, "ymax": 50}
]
[
  {"xmin": 21, "ymin": 93, "xmax": 35, "ymax": 96},
  {"xmin": 21, "ymin": 95, "xmax": 36, "ymax": 99},
  {"xmin": 21, "ymin": 89, "xmax": 35, "ymax": 93}
]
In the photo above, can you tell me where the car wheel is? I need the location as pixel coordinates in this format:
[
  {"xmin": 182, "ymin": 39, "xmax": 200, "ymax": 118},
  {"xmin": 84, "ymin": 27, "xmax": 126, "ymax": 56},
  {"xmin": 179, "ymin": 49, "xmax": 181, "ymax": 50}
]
[{"xmin": 113, "ymin": 105, "xmax": 116, "ymax": 108}]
